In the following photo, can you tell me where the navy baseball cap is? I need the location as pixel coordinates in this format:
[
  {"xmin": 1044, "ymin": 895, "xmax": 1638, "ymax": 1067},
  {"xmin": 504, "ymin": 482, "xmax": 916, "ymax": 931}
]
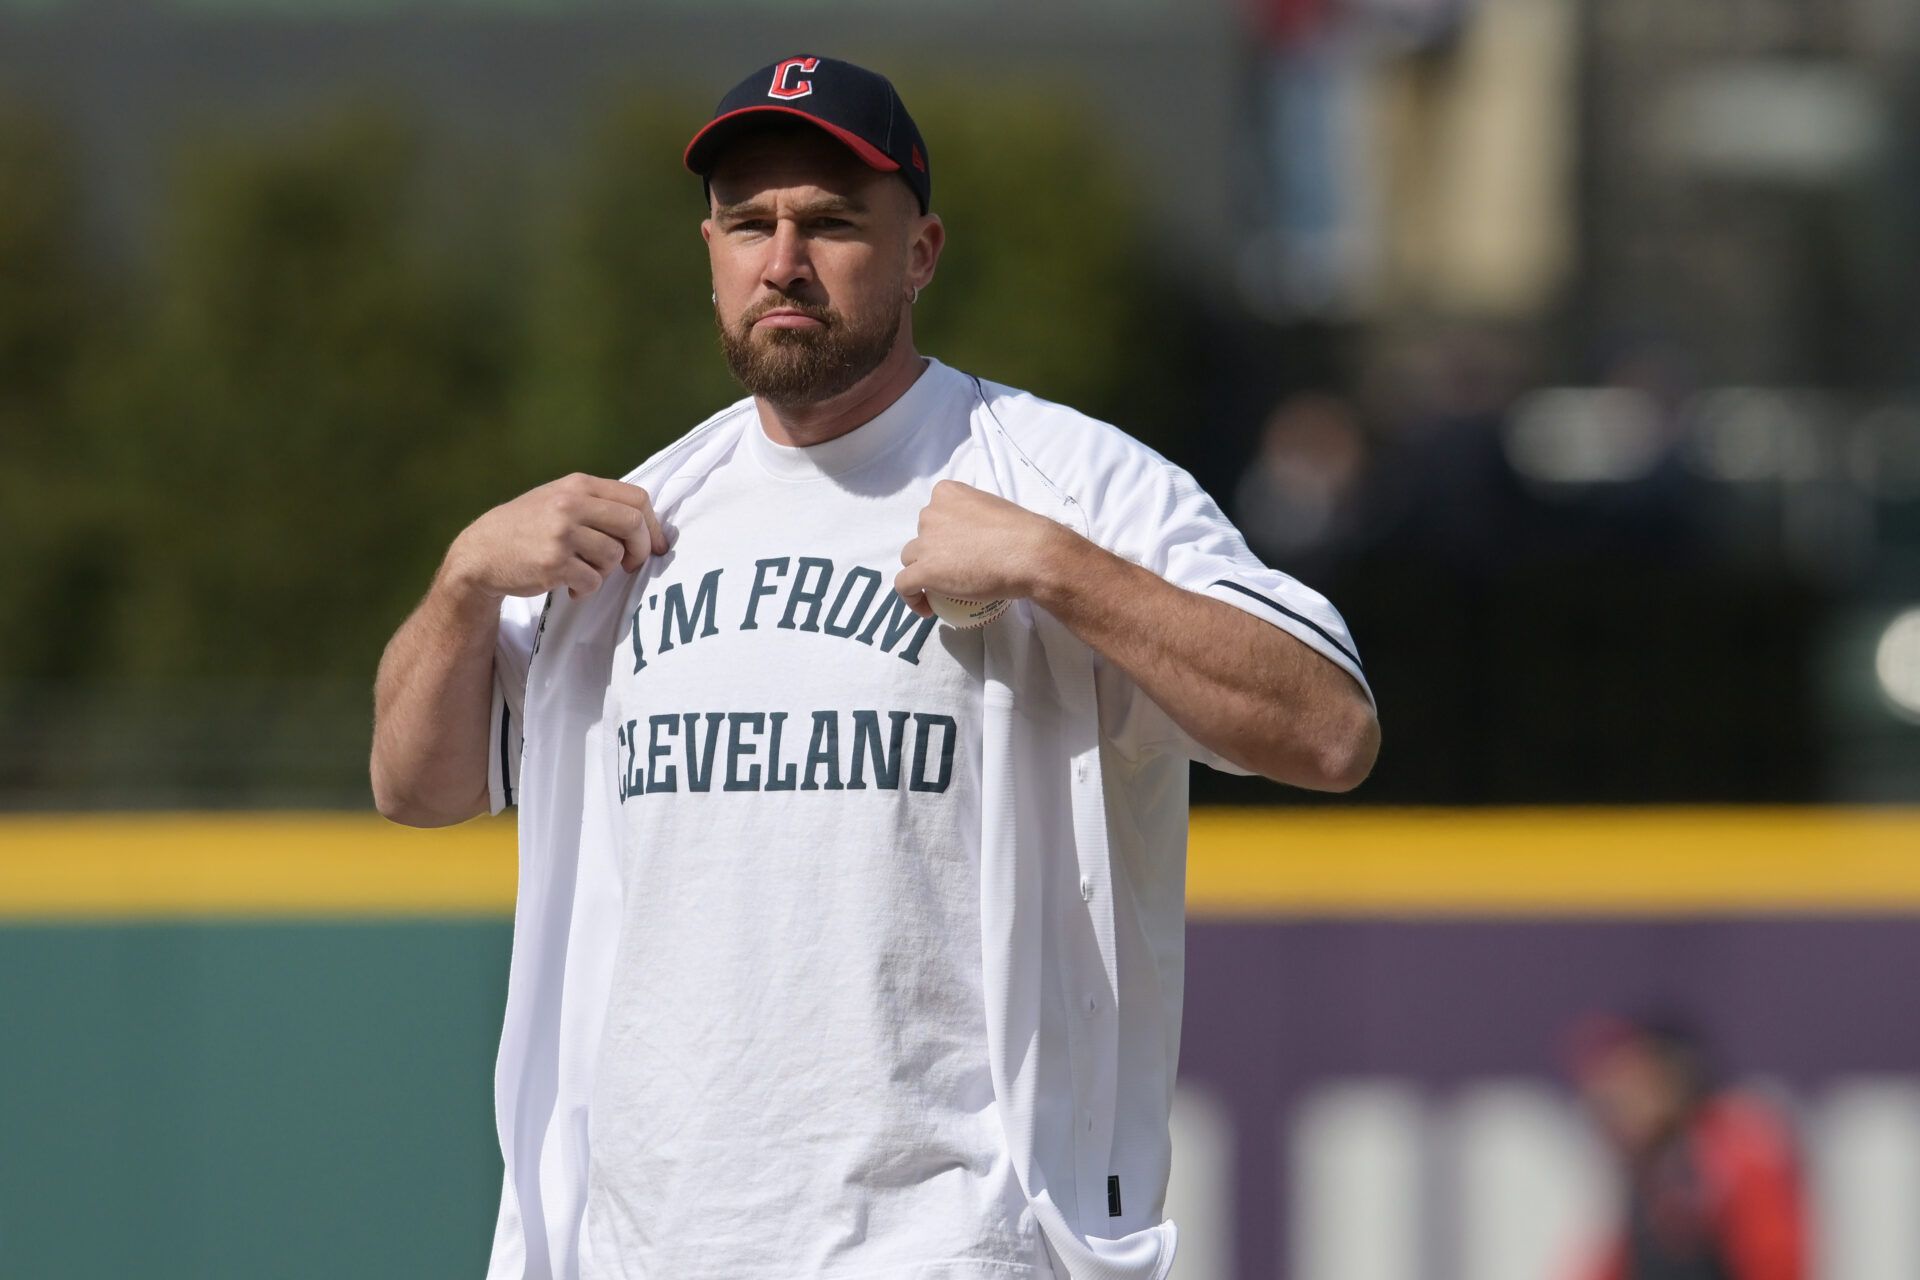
[{"xmin": 684, "ymin": 56, "xmax": 931, "ymax": 213}]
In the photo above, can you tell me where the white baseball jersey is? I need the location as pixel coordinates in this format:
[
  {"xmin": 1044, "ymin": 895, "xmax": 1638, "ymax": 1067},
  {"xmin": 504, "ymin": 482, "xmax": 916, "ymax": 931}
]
[{"xmin": 485, "ymin": 359, "xmax": 1371, "ymax": 1280}]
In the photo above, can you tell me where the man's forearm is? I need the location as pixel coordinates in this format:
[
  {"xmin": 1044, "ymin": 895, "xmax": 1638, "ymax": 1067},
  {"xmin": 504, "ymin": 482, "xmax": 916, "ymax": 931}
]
[
  {"xmin": 367, "ymin": 470, "xmax": 668, "ymax": 825},
  {"xmin": 1028, "ymin": 531, "xmax": 1378, "ymax": 790},
  {"xmin": 370, "ymin": 567, "xmax": 502, "ymax": 826}
]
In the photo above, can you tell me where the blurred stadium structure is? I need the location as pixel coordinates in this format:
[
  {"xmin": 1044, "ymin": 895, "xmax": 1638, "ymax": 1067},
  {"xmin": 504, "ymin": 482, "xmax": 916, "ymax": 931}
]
[
  {"xmin": 1, "ymin": 0, "xmax": 1918, "ymax": 806},
  {"xmin": 3, "ymin": 0, "xmax": 1919, "ymax": 1277}
]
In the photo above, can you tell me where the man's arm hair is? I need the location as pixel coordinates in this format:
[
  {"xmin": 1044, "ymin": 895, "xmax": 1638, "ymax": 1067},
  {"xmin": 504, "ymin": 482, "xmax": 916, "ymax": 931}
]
[
  {"xmin": 369, "ymin": 566, "xmax": 500, "ymax": 827},
  {"xmin": 1032, "ymin": 536, "xmax": 1378, "ymax": 791},
  {"xmin": 893, "ymin": 475, "xmax": 1377, "ymax": 792},
  {"xmin": 368, "ymin": 472, "xmax": 666, "ymax": 826}
]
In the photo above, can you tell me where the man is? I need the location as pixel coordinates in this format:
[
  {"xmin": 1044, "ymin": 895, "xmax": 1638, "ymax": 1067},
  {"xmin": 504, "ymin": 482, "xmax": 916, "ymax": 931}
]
[
  {"xmin": 1568, "ymin": 1015, "xmax": 1808, "ymax": 1280},
  {"xmin": 371, "ymin": 55, "xmax": 1378, "ymax": 1280}
]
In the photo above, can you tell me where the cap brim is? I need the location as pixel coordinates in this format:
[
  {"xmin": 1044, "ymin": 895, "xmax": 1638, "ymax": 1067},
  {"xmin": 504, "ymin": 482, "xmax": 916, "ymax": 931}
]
[{"xmin": 684, "ymin": 105, "xmax": 901, "ymax": 177}]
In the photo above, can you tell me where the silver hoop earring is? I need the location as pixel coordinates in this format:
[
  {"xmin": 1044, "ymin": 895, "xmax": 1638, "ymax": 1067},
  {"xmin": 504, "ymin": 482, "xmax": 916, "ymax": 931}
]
[
  {"xmin": 711, "ymin": 292, "xmax": 718, "ymax": 305},
  {"xmin": 908, "ymin": 285, "xmax": 920, "ymax": 304}
]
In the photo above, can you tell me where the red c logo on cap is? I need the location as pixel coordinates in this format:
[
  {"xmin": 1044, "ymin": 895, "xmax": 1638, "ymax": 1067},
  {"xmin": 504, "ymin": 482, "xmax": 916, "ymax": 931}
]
[{"xmin": 768, "ymin": 57, "xmax": 820, "ymax": 101}]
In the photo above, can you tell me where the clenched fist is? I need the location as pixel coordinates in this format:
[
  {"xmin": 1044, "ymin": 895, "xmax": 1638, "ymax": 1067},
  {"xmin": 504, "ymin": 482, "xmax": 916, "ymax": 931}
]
[
  {"xmin": 894, "ymin": 479, "xmax": 1073, "ymax": 619},
  {"xmin": 443, "ymin": 472, "xmax": 670, "ymax": 602}
]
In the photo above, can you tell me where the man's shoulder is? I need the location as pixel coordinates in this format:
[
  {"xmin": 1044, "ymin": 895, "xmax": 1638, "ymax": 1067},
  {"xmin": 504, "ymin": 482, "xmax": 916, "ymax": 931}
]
[
  {"xmin": 959, "ymin": 369, "xmax": 1183, "ymax": 524},
  {"xmin": 961, "ymin": 369, "xmax": 1174, "ymax": 488},
  {"xmin": 615, "ymin": 397, "xmax": 755, "ymax": 487}
]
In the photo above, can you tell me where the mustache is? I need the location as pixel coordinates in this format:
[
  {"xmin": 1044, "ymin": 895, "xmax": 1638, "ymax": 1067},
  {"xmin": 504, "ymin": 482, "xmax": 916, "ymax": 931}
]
[{"xmin": 738, "ymin": 296, "xmax": 838, "ymax": 328}]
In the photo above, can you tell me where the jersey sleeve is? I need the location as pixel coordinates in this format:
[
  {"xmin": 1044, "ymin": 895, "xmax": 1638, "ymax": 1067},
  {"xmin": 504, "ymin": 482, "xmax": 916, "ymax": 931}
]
[
  {"xmin": 487, "ymin": 592, "xmax": 546, "ymax": 814},
  {"xmin": 1088, "ymin": 444, "xmax": 1372, "ymax": 775}
]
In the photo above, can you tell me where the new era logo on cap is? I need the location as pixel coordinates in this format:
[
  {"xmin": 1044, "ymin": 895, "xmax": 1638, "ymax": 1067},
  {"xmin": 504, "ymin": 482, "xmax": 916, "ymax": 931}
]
[{"xmin": 684, "ymin": 56, "xmax": 932, "ymax": 213}]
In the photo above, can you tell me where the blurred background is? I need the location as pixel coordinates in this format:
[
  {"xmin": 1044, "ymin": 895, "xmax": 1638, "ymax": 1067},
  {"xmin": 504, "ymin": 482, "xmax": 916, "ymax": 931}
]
[{"xmin": 2, "ymin": 0, "xmax": 1918, "ymax": 1275}]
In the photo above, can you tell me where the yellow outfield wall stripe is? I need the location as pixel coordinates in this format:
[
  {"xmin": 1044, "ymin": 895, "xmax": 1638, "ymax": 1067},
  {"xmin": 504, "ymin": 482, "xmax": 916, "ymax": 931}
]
[
  {"xmin": 1185, "ymin": 807, "xmax": 1920, "ymax": 917},
  {"xmin": 0, "ymin": 808, "xmax": 1918, "ymax": 921},
  {"xmin": 0, "ymin": 813, "xmax": 518, "ymax": 920}
]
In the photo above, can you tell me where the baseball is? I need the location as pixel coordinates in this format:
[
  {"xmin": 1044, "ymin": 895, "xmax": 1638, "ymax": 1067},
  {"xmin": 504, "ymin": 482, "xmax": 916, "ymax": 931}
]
[{"xmin": 928, "ymin": 591, "xmax": 1009, "ymax": 629}]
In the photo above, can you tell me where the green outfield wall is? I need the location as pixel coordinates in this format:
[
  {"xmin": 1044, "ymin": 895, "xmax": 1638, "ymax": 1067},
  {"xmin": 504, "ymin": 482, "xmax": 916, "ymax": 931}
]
[
  {"xmin": 1, "ymin": 921, "xmax": 509, "ymax": 1276},
  {"xmin": 5, "ymin": 810, "xmax": 1920, "ymax": 1278}
]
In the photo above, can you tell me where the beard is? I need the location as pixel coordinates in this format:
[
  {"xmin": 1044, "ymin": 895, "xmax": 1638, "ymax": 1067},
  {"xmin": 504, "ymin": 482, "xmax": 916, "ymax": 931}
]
[{"xmin": 716, "ymin": 290, "xmax": 904, "ymax": 407}]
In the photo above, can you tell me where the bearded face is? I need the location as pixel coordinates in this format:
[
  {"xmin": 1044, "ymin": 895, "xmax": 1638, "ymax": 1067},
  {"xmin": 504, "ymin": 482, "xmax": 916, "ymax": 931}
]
[{"xmin": 716, "ymin": 287, "xmax": 905, "ymax": 407}]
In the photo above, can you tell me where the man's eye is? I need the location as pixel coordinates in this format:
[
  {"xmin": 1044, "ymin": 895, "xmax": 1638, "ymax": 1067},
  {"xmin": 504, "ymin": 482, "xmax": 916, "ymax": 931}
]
[
  {"xmin": 812, "ymin": 218, "xmax": 853, "ymax": 231},
  {"xmin": 730, "ymin": 220, "xmax": 772, "ymax": 234}
]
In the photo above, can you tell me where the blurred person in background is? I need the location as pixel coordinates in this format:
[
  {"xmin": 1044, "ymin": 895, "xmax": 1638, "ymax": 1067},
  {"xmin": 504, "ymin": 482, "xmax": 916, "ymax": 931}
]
[
  {"xmin": 1568, "ymin": 1013, "xmax": 1809, "ymax": 1280},
  {"xmin": 1538, "ymin": 335, "xmax": 1710, "ymax": 564},
  {"xmin": 1232, "ymin": 391, "xmax": 1373, "ymax": 583},
  {"xmin": 1361, "ymin": 323, "xmax": 1535, "ymax": 577}
]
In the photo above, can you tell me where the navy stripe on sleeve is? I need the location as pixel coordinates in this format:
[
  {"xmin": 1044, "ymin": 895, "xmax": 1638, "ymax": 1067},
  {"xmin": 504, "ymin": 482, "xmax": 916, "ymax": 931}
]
[
  {"xmin": 1211, "ymin": 579, "xmax": 1363, "ymax": 671},
  {"xmin": 499, "ymin": 703, "xmax": 515, "ymax": 809}
]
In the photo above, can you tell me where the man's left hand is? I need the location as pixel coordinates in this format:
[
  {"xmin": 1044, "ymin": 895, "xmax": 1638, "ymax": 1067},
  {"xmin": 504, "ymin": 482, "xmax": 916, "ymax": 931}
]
[{"xmin": 895, "ymin": 480, "xmax": 1072, "ymax": 619}]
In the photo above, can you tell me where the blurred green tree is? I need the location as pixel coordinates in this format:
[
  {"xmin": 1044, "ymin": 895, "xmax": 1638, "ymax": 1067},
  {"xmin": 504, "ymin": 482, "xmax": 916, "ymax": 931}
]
[
  {"xmin": 78, "ymin": 107, "xmax": 516, "ymax": 687},
  {"xmin": 908, "ymin": 85, "xmax": 1169, "ymax": 439},
  {"xmin": 515, "ymin": 91, "xmax": 742, "ymax": 474},
  {"xmin": 0, "ymin": 86, "xmax": 1175, "ymax": 805},
  {"xmin": 0, "ymin": 102, "xmax": 97, "ymax": 681}
]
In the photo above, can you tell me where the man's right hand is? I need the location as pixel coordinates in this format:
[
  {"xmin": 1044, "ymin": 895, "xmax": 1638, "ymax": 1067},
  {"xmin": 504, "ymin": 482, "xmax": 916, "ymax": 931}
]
[{"xmin": 443, "ymin": 473, "xmax": 671, "ymax": 602}]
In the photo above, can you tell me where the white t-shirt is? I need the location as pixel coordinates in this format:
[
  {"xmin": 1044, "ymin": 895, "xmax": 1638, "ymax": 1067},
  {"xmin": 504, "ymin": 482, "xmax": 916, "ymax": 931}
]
[
  {"xmin": 579, "ymin": 361, "xmax": 1047, "ymax": 1279},
  {"xmin": 490, "ymin": 358, "xmax": 1374, "ymax": 1280}
]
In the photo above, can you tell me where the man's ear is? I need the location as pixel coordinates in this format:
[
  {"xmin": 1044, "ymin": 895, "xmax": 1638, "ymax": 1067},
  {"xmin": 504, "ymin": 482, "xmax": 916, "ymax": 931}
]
[
  {"xmin": 909, "ymin": 213, "xmax": 945, "ymax": 290},
  {"xmin": 701, "ymin": 218, "xmax": 714, "ymax": 246}
]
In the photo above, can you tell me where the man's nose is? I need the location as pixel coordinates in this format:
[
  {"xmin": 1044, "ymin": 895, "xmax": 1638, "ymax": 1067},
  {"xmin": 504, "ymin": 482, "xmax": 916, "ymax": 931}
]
[{"xmin": 762, "ymin": 220, "xmax": 815, "ymax": 294}]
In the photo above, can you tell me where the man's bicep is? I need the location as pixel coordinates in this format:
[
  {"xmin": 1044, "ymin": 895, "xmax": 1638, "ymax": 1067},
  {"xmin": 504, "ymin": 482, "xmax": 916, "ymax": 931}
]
[
  {"xmin": 1105, "ymin": 452, "xmax": 1371, "ymax": 702},
  {"xmin": 1183, "ymin": 571, "xmax": 1372, "ymax": 711},
  {"xmin": 1090, "ymin": 450, "xmax": 1373, "ymax": 771}
]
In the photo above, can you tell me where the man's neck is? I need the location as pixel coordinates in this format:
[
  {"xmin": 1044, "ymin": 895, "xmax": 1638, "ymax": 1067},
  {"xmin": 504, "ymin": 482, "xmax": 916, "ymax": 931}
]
[{"xmin": 755, "ymin": 342, "xmax": 929, "ymax": 448}]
